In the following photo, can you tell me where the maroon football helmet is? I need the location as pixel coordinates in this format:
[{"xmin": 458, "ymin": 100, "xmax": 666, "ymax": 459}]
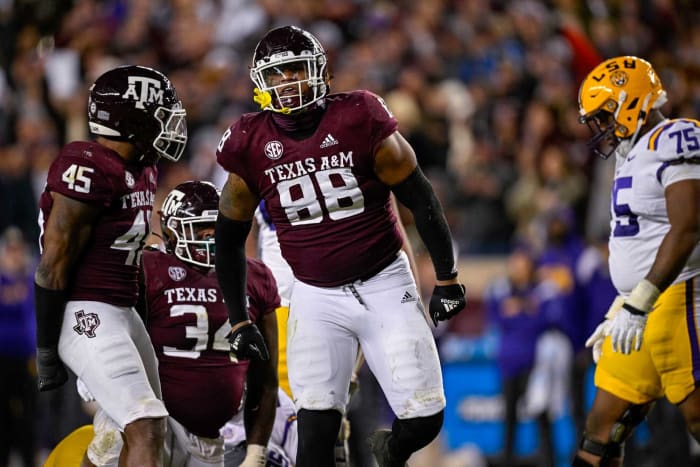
[
  {"xmin": 88, "ymin": 65, "xmax": 187, "ymax": 163},
  {"xmin": 159, "ymin": 181, "xmax": 219, "ymax": 268},
  {"xmin": 250, "ymin": 26, "xmax": 329, "ymax": 113}
]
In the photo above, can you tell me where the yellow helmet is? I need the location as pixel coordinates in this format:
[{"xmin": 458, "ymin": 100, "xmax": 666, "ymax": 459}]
[{"xmin": 578, "ymin": 56, "xmax": 666, "ymax": 158}]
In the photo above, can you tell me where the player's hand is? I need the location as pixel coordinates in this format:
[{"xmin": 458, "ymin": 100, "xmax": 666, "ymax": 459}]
[
  {"xmin": 610, "ymin": 279, "xmax": 660, "ymax": 354},
  {"xmin": 228, "ymin": 323, "xmax": 269, "ymax": 363},
  {"xmin": 240, "ymin": 444, "xmax": 266, "ymax": 467},
  {"xmin": 36, "ymin": 346, "xmax": 68, "ymax": 392},
  {"xmin": 609, "ymin": 306, "xmax": 648, "ymax": 354},
  {"xmin": 585, "ymin": 296, "xmax": 624, "ymax": 362},
  {"xmin": 428, "ymin": 284, "xmax": 466, "ymax": 327}
]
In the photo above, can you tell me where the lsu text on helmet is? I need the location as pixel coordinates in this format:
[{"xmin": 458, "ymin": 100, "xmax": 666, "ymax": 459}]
[
  {"xmin": 578, "ymin": 56, "xmax": 667, "ymax": 159},
  {"xmin": 88, "ymin": 65, "xmax": 188, "ymax": 163},
  {"xmin": 250, "ymin": 25, "xmax": 329, "ymax": 114},
  {"xmin": 159, "ymin": 181, "xmax": 219, "ymax": 268}
]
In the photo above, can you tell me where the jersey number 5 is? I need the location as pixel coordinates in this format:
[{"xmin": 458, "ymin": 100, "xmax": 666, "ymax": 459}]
[{"xmin": 612, "ymin": 176, "xmax": 639, "ymax": 237}]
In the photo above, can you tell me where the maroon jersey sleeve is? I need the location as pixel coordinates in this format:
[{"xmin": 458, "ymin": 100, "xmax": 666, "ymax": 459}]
[
  {"xmin": 246, "ymin": 258, "xmax": 281, "ymax": 324},
  {"xmin": 45, "ymin": 141, "xmax": 119, "ymax": 206},
  {"xmin": 359, "ymin": 90, "xmax": 399, "ymax": 156},
  {"xmin": 216, "ymin": 114, "xmax": 256, "ymax": 182}
]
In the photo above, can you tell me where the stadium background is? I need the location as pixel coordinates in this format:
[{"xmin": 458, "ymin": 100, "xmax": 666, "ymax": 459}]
[{"xmin": 1, "ymin": 0, "xmax": 699, "ymax": 466}]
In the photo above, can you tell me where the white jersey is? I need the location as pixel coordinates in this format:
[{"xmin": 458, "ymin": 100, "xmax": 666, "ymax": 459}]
[
  {"xmin": 609, "ymin": 118, "xmax": 700, "ymax": 294},
  {"xmin": 254, "ymin": 204, "xmax": 294, "ymax": 306},
  {"xmin": 220, "ymin": 388, "xmax": 298, "ymax": 462}
]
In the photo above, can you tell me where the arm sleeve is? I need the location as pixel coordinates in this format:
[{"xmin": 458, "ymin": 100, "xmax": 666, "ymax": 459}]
[
  {"xmin": 34, "ymin": 283, "xmax": 67, "ymax": 348},
  {"xmin": 215, "ymin": 214, "xmax": 252, "ymax": 325},
  {"xmin": 390, "ymin": 166, "xmax": 457, "ymax": 280}
]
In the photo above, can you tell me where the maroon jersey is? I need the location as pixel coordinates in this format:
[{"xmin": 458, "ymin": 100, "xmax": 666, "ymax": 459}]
[
  {"xmin": 38, "ymin": 141, "xmax": 157, "ymax": 306},
  {"xmin": 142, "ymin": 249, "xmax": 279, "ymax": 438},
  {"xmin": 217, "ymin": 90, "xmax": 403, "ymax": 287}
]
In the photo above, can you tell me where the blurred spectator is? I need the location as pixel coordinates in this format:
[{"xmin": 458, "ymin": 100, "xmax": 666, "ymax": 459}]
[
  {"xmin": 0, "ymin": 227, "xmax": 37, "ymax": 466},
  {"xmin": 485, "ymin": 247, "xmax": 560, "ymax": 467}
]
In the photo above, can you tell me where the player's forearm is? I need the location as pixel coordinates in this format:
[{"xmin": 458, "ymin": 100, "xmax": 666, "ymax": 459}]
[
  {"xmin": 244, "ymin": 375, "xmax": 278, "ymax": 445},
  {"xmin": 215, "ymin": 214, "xmax": 252, "ymax": 325},
  {"xmin": 391, "ymin": 167, "xmax": 457, "ymax": 281}
]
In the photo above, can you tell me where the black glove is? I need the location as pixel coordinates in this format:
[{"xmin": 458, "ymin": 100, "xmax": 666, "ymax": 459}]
[
  {"xmin": 429, "ymin": 284, "xmax": 466, "ymax": 327},
  {"xmin": 228, "ymin": 323, "xmax": 270, "ymax": 363},
  {"xmin": 37, "ymin": 346, "xmax": 68, "ymax": 391}
]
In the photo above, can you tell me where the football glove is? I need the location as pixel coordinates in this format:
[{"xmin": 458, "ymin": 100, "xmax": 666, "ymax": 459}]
[
  {"xmin": 228, "ymin": 323, "xmax": 269, "ymax": 363},
  {"xmin": 429, "ymin": 283, "xmax": 467, "ymax": 327},
  {"xmin": 585, "ymin": 296, "xmax": 624, "ymax": 363},
  {"xmin": 609, "ymin": 279, "xmax": 660, "ymax": 354},
  {"xmin": 37, "ymin": 346, "xmax": 68, "ymax": 392}
]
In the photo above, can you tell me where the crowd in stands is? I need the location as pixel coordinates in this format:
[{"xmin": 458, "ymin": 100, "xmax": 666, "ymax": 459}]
[{"xmin": 2, "ymin": 1, "xmax": 699, "ymax": 465}]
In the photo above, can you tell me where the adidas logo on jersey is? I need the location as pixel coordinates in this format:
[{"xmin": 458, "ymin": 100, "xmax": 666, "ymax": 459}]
[
  {"xmin": 401, "ymin": 291, "xmax": 416, "ymax": 303},
  {"xmin": 320, "ymin": 133, "xmax": 339, "ymax": 148}
]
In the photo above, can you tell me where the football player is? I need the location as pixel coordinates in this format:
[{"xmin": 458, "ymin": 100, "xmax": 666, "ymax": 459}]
[
  {"xmin": 575, "ymin": 56, "xmax": 700, "ymax": 466},
  {"xmin": 214, "ymin": 25, "xmax": 466, "ymax": 467},
  {"xmin": 144, "ymin": 181, "xmax": 279, "ymax": 466},
  {"xmin": 35, "ymin": 65, "xmax": 187, "ymax": 465}
]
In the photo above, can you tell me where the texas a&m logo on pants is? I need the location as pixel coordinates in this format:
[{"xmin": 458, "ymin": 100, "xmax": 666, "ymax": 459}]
[{"xmin": 73, "ymin": 310, "xmax": 101, "ymax": 338}]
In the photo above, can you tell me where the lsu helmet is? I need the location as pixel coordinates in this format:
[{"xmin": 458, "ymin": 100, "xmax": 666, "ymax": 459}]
[
  {"xmin": 578, "ymin": 56, "xmax": 667, "ymax": 159},
  {"xmin": 160, "ymin": 181, "xmax": 219, "ymax": 268},
  {"xmin": 88, "ymin": 65, "xmax": 188, "ymax": 163},
  {"xmin": 250, "ymin": 25, "xmax": 329, "ymax": 113}
]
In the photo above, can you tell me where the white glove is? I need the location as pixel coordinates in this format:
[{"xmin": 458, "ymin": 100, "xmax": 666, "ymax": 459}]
[
  {"xmin": 585, "ymin": 296, "xmax": 624, "ymax": 362},
  {"xmin": 608, "ymin": 280, "xmax": 660, "ymax": 354},
  {"xmin": 240, "ymin": 444, "xmax": 266, "ymax": 467}
]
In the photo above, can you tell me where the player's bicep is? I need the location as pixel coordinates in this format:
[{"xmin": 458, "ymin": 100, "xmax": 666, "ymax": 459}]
[
  {"xmin": 36, "ymin": 193, "xmax": 100, "ymax": 289},
  {"xmin": 374, "ymin": 131, "xmax": 418, "ymax": 186},
  {"xmin": 665, "ymin": 179, "xmax": 700, "ymax": 235},
  {"xmin": 219, "ymin": 172, "xmax": 259, "ymax": 221}
]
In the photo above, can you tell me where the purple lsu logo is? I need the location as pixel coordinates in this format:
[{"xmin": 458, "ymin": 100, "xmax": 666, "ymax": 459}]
[{"xmin": 73, "ymin": 310, "xmax": 101, "ymax": 338}]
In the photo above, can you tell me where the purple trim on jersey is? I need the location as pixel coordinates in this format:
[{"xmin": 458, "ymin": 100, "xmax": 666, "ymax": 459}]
[
  {"xmin": 650, "ymin": 120, "xmax": 678, "ymax": 151},
  {"xmin": 281, "ymin": 414, "xmax": 297, "ymax": 448},
  {"xmin": 656, "ymin": 156, "xmax": 700, "ymax": 183},
  {"xmin": 686, "ymin": 278, "xmax": 700, "ymax": 382},
  {"xmin": 259, "ymin": 199, "xmax": 275, "ymax": 230}
]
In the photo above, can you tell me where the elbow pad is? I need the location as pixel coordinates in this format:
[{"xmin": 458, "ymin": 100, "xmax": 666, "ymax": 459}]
[
  {"xmin": 215, "ymin": 214, "xmax": 252, "ymax": 325},
  {"xmin": 390, "ymin": 167, "xmax": 457, "ymax": 280}
]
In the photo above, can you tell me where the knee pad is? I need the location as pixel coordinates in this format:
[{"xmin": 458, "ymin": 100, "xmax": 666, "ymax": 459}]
[
  {"xmin": 579, "ymin": 405, "xmax": 646, "ymax": 464},
  {"xmin": 579, "ymin": 435, "xmax": 623, "ymax": 463},
  {"xmin": 296, "ymin": 409, "xmax": 342, "ymax": 467},
  {"xmin": 609, "ymin": 405, "xmax": 646, "ymax": 444},
  {"xmin": 390, "ymin": 410, "xmax": 444, "ymax": 460}
]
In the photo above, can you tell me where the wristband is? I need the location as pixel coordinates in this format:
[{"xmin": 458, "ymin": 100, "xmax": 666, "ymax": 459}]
[
  {"xmin": 436, "ymin": 270, "xmax": 458, "ymax": 281},
  {"xmin": 604, "ymin": 296, "xmax": 625, "ymax": 319},
  {"xmin": 625, "ymin": 279, "xmax": 660, "ymax": 314},
  {"xmin": 34, "ymin": 283, "xmax": 67, "ymax": 347},
  {"xmin": 244, "ymin": 444, "xmax": 266, "ymax": 463}
]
